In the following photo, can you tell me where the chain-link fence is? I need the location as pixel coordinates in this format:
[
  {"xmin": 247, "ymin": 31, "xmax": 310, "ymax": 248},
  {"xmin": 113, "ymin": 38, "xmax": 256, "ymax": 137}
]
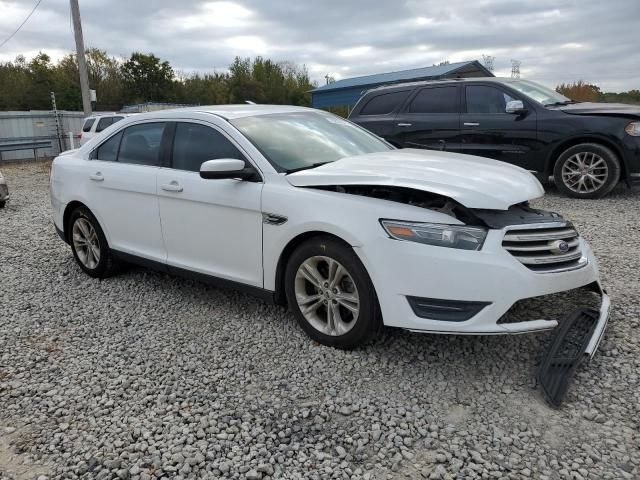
[{"xmin": 0, "ymin": 111, "xmax": 85, "ymax": 162}]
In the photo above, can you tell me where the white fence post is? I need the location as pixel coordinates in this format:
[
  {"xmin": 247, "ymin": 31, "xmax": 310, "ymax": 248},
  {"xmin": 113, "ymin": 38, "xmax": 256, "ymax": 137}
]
[{"xmin": 68, "ymin": 131, "xmax": 75, "ymax": 150}]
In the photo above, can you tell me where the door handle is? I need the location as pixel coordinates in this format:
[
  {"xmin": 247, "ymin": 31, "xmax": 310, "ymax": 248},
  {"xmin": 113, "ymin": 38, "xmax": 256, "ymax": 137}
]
[
  {"xmin": 397, "ymin": 123, "xmax": 412, "ymax": 127},
  {"xmin": 464, "ymin": 122, "xmax": 480, "ymax": 126},
  {"xmin": 161, "ymin": 181, "xmax": 183, "ymax": 192},
  {"xmin": 89, "ymin": 172, "xmax": 104, "ymax": 181}
]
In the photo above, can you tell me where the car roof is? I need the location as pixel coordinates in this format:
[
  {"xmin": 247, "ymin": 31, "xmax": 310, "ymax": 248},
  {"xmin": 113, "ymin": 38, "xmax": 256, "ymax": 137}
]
[
  {"xmin": 366, "ymin": 77, "xmax": 520, "ymax": 94},
  {"xmin": 118, "ymin": 104, "xmax": 316, "ymax": 121}
]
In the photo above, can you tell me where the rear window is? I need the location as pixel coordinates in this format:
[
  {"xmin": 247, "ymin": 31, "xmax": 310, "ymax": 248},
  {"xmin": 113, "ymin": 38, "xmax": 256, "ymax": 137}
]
[
  {"xmin": 82, "ymin": 118, "xmax": 95, "ymax": 132},
  {"xmin": 95, "ymin": 117, "xmax": 113, "ymax": 133},
  {"xmin": 408, "ymin": 86, "xmax": 458, "ymax": 114},
  {"xmin": 360, "ymin": 91, "xmax": 409, "ymax": 115}
]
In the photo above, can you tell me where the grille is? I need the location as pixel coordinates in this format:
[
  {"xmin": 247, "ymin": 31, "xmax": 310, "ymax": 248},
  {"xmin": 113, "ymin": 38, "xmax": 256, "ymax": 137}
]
[
  {"xmin": 498, "ymin": 283, "xmax": 601, "ymax": 324},
  {"xmin": 502, "ymin": 223, "xmax": 585, "ymax": 273}
]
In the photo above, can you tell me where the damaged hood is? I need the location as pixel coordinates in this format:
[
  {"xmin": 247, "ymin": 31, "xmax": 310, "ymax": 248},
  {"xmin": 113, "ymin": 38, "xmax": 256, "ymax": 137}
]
[
  {"xmin": 286, "ymin": 149, "xmax": 544, "ymax": 210},
  {"xmin": 558, "ymin": 102, "xmax": 640, "ymax": 118}
]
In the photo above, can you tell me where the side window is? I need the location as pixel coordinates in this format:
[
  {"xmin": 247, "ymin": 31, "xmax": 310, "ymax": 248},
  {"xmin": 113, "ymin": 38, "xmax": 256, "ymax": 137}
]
[
  {"xmin": 360, "ymin": 91, "xmax": 409, "ymax": 115},
  {"xmin": 91, "ymin": 131, "xmax": 123, "ymax": 161},
  {"xmin": 408, "ymin": 87, "xmax": 458, "ymax": 114},
  {"xmin": 82, "ymin": 118, "xmax": 95, "ymax": 132},
  {"xmin": 118, "ymin": 123, "xmax": 166, "ymax": 166},
  {"xmin": 95, "ymin": 117, "xmax": 113, "ymax": 133},
  {"xmin": 111, "ymin": 116, "xmax": 124, "ymax": 124},
  {"xmin": 172, "ymin": 123, "xmax": 244, "ymax": 172},
  {"xmin": 466, "ymin": 86, "xmax": 517, "ymax": 114}
]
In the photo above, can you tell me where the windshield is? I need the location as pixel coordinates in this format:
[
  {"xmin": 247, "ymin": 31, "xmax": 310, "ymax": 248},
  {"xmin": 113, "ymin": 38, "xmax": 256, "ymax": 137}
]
[
  {"xmin": 230, "ymin": 111, "xmax": 393, "ymax": 173},
  {"xmin": 507, "ymin": 80, "xmax": 572, "ymax": 106}
]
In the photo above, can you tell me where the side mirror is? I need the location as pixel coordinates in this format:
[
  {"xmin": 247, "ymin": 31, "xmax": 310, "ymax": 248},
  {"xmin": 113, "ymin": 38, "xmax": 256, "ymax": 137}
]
[
  {"xmin": 505, "ymin": 100, "xmax": 527, "ymax": 114},
  {"xmin": 199, "ymin": 159, "xmax": 257, "ymax": 180}
]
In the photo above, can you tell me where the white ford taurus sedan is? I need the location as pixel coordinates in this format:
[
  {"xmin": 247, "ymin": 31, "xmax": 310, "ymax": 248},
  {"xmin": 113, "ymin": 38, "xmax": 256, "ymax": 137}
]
[{"xmin": 50, "ymin": 105, "xmax": 609, "ymax": 351}]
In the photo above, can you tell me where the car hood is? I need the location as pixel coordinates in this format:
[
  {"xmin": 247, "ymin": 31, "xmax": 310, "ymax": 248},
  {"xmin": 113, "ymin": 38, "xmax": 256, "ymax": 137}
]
[
  {"xmin": 558, "ymin": 102, "xmax": 640, "ymax": 118},
  {"xmin": 286, "ymin": 149, "xmax": 544, "ymax": 210}
]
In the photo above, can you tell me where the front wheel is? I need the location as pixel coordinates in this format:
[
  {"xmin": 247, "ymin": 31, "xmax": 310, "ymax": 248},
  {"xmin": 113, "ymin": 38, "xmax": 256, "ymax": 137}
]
[
  {"xmin": 68, "ymin": 206, "xmax": 119, "ymax": 278},
  {"xmin": 553, "ymin": 143, "xmax": 620, "ymax": 199},
  {"xmin": 285, "ymin": 236, "xmax": 381, "ymax": 349}
]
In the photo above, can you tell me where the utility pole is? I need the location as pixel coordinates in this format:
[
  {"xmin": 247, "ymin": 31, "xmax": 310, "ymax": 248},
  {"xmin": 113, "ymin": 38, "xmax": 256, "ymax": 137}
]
[{"xmin": 70, "ymin": 0, "xmax": 91, "ymax": 115}]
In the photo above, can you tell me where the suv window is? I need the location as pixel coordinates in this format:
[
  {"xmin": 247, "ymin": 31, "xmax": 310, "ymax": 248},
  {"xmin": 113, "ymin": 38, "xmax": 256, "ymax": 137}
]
[
  {"xmin": 408, "ymin": 86, "xmax": 458, "ymax": 114},
  {"xmin": 360, "ymin": 91, "xmax": 409, "ymax": 115},
  {"xmin": 95, "ymin": 117, "xmax": 113, "ymax": 133},
  {"xmin": 82, "ymin": 118, "xmax": 95, "ymax": 132},
  {"xmin": 466, "ymin": 85, "xmax": 517, "ymax": 114},
  {"xmin": 93, "ymin": 131, "xmax": 123, "ymax": 161},
  {"xmin": 172, "ymin": 123, "xmax": 244, "ymax": 172},
  {"xmin": 118, "ymin": 123, "xmax": 166, "ymax": 166}
]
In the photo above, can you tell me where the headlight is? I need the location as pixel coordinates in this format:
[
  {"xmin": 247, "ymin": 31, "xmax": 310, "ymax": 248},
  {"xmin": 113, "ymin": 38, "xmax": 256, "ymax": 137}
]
[
  {"xmin": 381, "ymin": 220, "xmax": 487, "ymax": 251},
  {"xmin": 625, "ymin": 121, "xmax": 640, "ymax": 136}
]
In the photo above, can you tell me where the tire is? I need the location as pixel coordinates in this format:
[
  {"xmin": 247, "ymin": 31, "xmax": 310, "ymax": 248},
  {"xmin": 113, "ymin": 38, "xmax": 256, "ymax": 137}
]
[
  {"xmin": 284, "ymin": 236, "xmax": 382, "ymax": 349},
  {"xmin": 553, "ymin": 143, "xmax": 620, "ymax": 199},
  {"xmin": 68, "ymin": 206, "xmax": 119, "ymax": 278}
]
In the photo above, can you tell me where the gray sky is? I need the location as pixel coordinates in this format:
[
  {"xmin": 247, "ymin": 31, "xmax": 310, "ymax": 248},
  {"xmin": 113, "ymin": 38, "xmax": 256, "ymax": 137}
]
[{"xmin": 1, "ymin": 0, "xmax": 638, "ymax": 92}]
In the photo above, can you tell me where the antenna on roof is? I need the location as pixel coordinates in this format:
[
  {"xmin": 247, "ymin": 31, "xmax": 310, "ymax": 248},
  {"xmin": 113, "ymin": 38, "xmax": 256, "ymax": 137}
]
[{"xmin": 245, "ymin": 100, "xmax": 256, "ymax": 105}]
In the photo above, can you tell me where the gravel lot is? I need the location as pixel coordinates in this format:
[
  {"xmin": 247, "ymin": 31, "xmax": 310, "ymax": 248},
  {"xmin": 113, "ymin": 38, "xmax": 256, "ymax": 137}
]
[{"xmin": 1, "ymin": 161, "xmax": 638, "ymax": 480}]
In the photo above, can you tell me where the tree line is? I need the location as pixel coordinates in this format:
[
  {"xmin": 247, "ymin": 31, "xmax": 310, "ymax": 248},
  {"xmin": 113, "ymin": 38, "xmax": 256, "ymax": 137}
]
[
  {"xmin": 0, "ymin": 49, "xmax": 315, "ymax": 112},
  {"xmin": 556, "ymin": 80, "xmax": 639, "ymax": 104}
]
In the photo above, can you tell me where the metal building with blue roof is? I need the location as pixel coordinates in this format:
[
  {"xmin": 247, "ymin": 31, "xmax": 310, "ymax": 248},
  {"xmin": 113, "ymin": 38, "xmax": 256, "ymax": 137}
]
[{"xmin": 310, "ymin": 60, "xmax": 493, "ymax": 109}]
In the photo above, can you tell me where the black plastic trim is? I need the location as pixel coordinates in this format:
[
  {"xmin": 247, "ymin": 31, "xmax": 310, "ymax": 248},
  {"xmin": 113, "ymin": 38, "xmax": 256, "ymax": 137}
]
[
  {"xmin": 537, "ymin": 308, "xmax": 599, "ymax": 408},
  {"xmin": 407, "ymin": 296, "xmax": 491, "ymax": 321},
  {"xmin": 111, "ymin": 250, "xmax": 276, "ymax": 303}
]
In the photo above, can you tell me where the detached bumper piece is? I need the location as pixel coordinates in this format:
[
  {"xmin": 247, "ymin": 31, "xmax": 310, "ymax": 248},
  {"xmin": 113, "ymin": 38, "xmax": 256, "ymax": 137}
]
[{"xmin": 537, "ymin": 308, "xmax": 598, "ymax": 408}]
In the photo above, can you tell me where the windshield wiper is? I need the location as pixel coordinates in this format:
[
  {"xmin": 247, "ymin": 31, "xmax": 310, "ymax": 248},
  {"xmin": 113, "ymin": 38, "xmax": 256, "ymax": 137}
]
[
  {"xmin": 544, "ymin": 100, "xmax": 578, "ymax": 107},
  {"xmin": 285, "ymin": 162, "xmax": 333, "ymax": 174}
]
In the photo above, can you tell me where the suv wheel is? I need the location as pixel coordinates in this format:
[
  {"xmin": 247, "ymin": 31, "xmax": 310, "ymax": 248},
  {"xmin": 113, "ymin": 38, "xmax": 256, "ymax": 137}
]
[
  {"xmin": 285, "ymin": 236, "xmax": 382, "ymax": 349},
  {"xmin": 68, "ymin": 206, "xmax": 119, "ymax": 278},
  {"xmin": 553, "ymin": 143, "xmax": 620, "ymax": 198}
]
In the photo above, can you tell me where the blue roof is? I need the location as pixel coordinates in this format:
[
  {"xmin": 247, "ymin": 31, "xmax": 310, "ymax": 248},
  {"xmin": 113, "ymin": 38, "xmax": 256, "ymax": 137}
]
[{"xmin": 310, "ymin": 60, "xmax": 491, "ymax": 93}]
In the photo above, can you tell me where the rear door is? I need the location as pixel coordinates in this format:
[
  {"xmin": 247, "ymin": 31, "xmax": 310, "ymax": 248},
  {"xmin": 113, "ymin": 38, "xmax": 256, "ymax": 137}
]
[
  {"xmin": 459, "ymin": 84, "xmax": 538, "ymax": 169},
  {"xmin": 350, "ymin": 90, "xmax": 411, "ymax": 144},
  {"xmin": 85, "ymin": 122, "xmax": 167, "ymax": 262},
  {"xmin": 393, "ymin": 85, "xmax": 461, "ymax": 152}
]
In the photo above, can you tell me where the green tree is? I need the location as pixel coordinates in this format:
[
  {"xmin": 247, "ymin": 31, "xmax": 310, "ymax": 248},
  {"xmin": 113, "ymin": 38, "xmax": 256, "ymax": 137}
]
[{"xmin": 121, "ymin": 52, "xmax": 174, "ymax": 103}]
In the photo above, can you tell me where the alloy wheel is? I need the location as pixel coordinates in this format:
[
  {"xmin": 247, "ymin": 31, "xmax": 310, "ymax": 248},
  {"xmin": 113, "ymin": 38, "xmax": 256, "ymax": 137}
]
[
  {"xmin": 72, "ymin": 217, "xmax": 101, "ymax": 269},
  {"xmin": 561, "ymin": 152, "xmax": 609, "ymax": 194},
  {"xmin": 294, "ymin": 256, "xmax": 360, "ymax": 336}
]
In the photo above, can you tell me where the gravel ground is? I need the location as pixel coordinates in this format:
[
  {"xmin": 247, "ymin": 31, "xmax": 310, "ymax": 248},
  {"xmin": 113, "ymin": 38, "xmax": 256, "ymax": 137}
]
[{"xmin": 0, "ymin": 161, "xmax": 638, "ymax": 480}]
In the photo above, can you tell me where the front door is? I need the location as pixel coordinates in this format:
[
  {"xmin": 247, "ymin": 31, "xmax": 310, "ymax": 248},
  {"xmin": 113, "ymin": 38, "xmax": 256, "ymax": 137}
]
[
  {"xmin": 157, "ymin": 121, "xmax": 264, "ymax": 287},
  {"xmin": 85, "ymin": 122, "xmax": 167, "ymax": 262},
  {"xmin": 393, "ymin": 85, "xmax": 461, "ymax": 152},
  {"xmin": 459, "ymin": 84, "xmax": 538, "ymax": 170}
]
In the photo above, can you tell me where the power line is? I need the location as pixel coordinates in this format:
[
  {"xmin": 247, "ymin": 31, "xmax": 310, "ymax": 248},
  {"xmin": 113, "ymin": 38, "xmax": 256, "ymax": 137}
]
[{"xmin": 0, "ymin": 0, "xmax": 45, "ymax": 50}]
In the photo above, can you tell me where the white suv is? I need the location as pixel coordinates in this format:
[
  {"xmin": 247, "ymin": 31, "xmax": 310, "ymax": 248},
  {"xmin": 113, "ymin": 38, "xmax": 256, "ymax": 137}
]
[
  {"xmin": 79, "ymin": 113, "xmax": 129, "ymax": 145},
  {"xmin": 50, "ymin": 105, "xmax": 609, "ymax": 353}
]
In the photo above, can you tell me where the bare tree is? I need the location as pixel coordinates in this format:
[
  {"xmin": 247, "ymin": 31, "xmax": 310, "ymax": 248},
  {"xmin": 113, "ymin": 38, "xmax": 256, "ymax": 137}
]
[{"xmin": 481, "ymin": 54, "xmax": 495, "ymax": 72}]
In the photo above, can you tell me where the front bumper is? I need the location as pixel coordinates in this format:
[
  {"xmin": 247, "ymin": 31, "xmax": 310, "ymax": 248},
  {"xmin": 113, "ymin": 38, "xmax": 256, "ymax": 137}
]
[{"xmin": 356, "ymin": 228, "xmax": 608, "ymax": 340}]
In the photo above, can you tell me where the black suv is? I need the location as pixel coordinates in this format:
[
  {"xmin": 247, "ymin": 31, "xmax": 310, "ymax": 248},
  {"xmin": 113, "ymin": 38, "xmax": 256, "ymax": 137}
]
[{"xmin": 349, "ymin": 78, "xmax": 640, "ymax": 198}]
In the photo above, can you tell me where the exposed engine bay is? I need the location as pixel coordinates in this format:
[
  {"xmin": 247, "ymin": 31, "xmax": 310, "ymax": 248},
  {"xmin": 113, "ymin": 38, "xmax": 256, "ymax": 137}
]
[{"xmin": 313, "ymin": 185, "xmax": 565, "ymax": 228}]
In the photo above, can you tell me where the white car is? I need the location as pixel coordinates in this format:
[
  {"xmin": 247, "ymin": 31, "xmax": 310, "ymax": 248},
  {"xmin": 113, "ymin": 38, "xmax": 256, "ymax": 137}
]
[
  {"xmin": 50, "ymin": 105, "xmax": 609, "ymax": 352},
  {"xmin": 79, "ymin": 113, "xmax": 130, "ymax": 145}
]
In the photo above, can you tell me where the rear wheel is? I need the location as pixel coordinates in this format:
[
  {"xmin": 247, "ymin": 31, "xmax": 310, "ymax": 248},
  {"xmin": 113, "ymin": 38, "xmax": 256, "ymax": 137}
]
[
  {"xmin": 68, "ymin": 206, "xmax": 119, "ymax": 278},
  {"xmin": 553, "ymin": 143, "xmax": 620, "ymax": 198},
  {"xmin": 285, "ymin": 236, "xmax": 381, "ymax": 349}
]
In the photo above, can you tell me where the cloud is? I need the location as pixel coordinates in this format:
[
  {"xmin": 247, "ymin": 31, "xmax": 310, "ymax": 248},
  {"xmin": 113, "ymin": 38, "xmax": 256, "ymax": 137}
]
[{"xmin": 0, "ymin": 0, "xmax": 638, "ymax": 91}]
